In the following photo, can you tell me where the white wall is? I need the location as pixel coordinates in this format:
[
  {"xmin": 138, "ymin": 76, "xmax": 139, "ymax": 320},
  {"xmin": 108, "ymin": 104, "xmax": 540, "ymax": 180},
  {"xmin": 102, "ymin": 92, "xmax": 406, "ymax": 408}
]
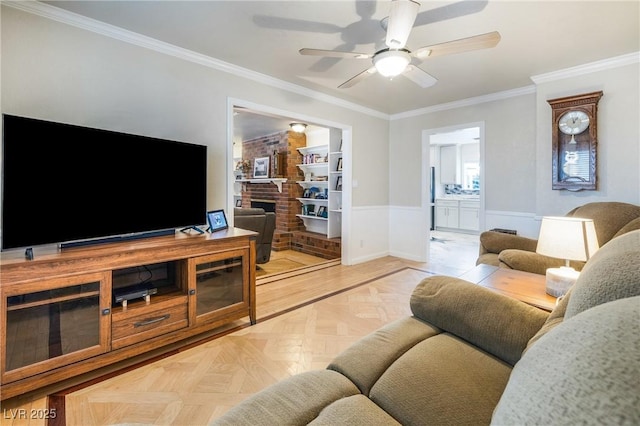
[{"xmin": 0, "ymin": 5, "xmax": 390, "ymax": 263}]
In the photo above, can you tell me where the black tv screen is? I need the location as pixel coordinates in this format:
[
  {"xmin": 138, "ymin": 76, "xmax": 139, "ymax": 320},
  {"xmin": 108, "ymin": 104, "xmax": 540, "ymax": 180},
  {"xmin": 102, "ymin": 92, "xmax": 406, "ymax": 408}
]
[{"xmin": 2, "ymin": 114, "xmax": 207, "ymax": 250}]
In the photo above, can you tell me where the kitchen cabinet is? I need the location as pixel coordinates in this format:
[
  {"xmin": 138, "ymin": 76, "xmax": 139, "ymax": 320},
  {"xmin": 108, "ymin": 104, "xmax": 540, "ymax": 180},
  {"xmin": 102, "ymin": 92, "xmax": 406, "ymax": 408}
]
[
  {"xmin": 440, "ymin": 145, "xmax": 458, "ymax": 184},
  {"xmin": 435, "ymin": 200, "xmax": 459, "ymax": 229},
  {"xmin": 459, "ymin": 200, "xmax": 480, "ymax": 231}
]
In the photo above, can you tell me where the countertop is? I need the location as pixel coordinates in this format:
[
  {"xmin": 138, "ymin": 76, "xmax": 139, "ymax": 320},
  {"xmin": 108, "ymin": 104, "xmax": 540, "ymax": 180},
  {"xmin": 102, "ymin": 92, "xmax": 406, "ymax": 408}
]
[{"xmin": 436, "ymin": 195, "xmax": 480, "ymax": 201}]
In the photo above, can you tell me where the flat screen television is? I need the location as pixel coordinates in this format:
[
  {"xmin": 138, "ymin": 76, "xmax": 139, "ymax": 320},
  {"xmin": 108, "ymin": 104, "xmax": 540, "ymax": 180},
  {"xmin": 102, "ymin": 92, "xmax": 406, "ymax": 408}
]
[{"xmin": 1, "ymin": 114, "xmax": 207, "ymax": 251}]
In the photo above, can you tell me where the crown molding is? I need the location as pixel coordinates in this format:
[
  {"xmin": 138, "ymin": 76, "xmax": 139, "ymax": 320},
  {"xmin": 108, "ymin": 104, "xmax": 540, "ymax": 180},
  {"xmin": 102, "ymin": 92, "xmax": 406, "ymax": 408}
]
[
  {"xmin": 530, "ymin": 52, "xmax": 640, "ymax": 84},
  {"xmin": 4, "ymin": 1, "xmax": 389, "ymax": 120},
  {"xmin": 390, "ymin": 85, "xmax": 536, "ymax": 120},
  {"xmin": 7, "ymin": 2, "xmax": 638, "ymax": 123}
]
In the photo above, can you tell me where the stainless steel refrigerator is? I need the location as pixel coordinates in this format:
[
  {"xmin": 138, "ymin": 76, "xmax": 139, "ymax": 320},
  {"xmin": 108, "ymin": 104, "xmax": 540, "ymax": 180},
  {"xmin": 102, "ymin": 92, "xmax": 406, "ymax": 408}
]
[{"xmin": 430, "ymin": 167, "xmax": 435, "ymax": 230}]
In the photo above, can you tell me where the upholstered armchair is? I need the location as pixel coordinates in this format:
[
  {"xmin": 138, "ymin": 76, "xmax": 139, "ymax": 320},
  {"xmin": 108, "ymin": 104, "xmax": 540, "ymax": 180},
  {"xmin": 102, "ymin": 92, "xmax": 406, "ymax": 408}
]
[
  {"xmin": 234, "ymin": 207, "xmax": 276, "ymax": 264},
  {"xmin": 477, "ymin": 202, "xmax": 640, "ymax": 275}
]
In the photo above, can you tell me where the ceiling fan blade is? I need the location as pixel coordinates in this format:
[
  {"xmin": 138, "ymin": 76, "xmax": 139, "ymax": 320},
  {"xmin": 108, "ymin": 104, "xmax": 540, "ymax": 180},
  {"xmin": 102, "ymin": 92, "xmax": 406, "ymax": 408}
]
[
  {"xmin": 386, "ymin": 0, "xmax": 420, "ymax": 49},
  {"xmin": 413, "ymin": 31, "xmax": 501, "ymax": 59},
  {"xmin": 338, "ymin": 67, "xmax": 378, "ymax": 89},
  {"xmin": 402, "ymin": 65, "xmax": 438, "ymax": 88},
  {"xmin": 299, "ymin": 48, "xmax": 372, "ymax": 59}
]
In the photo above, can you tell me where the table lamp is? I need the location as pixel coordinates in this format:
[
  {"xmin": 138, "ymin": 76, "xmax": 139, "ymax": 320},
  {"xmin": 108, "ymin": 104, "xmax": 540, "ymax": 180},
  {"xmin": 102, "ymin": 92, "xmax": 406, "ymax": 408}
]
[{"xmin": 536, "ymin": 216, "xmax": 599, "ymax": 297}]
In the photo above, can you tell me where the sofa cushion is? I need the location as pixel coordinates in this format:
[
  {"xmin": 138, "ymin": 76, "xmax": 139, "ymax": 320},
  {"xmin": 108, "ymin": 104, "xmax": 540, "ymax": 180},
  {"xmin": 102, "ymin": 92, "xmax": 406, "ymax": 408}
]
[
  {"xmin": 371, "ymin": 333, "xmax": 512, "ymax": 426},
  {"xmin": 523, "ymin": 287, "xmax": 571, "ymax": 353},
  {"xmin": 566, "ymin": 201, "xmax": 640, "ymax": 245},
  {"xmin": 613, "ymin": 216, "xmax": 640, "ymax": 239},
  {"xmin": 212, "ymin": 370, "xmax": 360, "ymax": 426},
  {"xmin": 498, "ymin": 249, "xmax": 577, "ymax": 274},
  {"xmin": 476, "ymin": 252, "xmax": 500, "ymax": 267},
  {"xmin": 327, "ymin": 316, "xmax": 440, "ymax": 395},
  {"xmin": 492, "ymin": 296, "xmax": 640, "ymax": 425},
  {"xmin": 479, "ymin": 231, "xmax": 538, "ymax": 255},
  {"xmin": 410, "ymin": 276, "xmax": 548, "ymax": 365},
  {"xmin": 566, "ymin": 229, "xmax": 640, "ymax": 319},
  {"xmin": 309, "ymin": 395, "xmax": 401, "ymax": 426}
]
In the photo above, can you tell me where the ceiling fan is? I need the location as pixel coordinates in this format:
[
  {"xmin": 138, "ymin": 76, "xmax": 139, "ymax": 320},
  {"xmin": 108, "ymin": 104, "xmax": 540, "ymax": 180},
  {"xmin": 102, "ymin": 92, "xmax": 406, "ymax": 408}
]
[{"xmin": 299, "ymin": 0, "xmax": 500, "ymax": 89}]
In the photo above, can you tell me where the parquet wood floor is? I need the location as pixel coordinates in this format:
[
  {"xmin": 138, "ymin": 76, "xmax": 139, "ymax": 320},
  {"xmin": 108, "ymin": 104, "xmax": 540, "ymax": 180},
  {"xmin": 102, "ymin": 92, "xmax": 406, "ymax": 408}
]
[
  {"xmin": 64, "ymin": 267, "xmax": 434, "ymax": 425},
  {"xmin": 0, "ymin": 231, "xmax": 479, "ymax": 426}
]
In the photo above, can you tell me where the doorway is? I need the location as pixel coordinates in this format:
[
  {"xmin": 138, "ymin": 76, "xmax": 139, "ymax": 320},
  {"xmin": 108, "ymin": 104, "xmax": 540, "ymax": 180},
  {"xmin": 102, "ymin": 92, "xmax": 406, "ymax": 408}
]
[
  {"xmin": 227, "ymin": 99, "xmax": 353, "ymax": 267},
  {"xmin": 423, "ymin": 123, "xmax": 485, "ymax": 240}
]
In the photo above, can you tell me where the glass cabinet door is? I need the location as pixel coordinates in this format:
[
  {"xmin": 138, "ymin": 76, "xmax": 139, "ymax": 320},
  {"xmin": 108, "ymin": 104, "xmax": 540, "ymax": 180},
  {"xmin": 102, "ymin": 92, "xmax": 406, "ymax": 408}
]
[
  {"xmin": 1, "ymin": 272, "xmax": 110, "ymax": 383},
  {"xmin": 190, "ymin": 248, "xmax": 250, "ymax": 324}
]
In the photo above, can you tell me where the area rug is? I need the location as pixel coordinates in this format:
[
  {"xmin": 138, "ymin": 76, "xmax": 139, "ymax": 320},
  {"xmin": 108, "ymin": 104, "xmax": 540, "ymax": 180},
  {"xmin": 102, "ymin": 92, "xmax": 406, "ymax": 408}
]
[{"xmin": 62, "ymin": 267, "xmax": 434, "ymax": 425}]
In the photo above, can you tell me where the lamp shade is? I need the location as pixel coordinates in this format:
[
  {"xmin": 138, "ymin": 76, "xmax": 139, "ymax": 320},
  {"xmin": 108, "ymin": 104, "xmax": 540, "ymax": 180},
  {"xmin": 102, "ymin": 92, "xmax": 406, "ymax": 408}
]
[{"xmin": 536, "ymin": 216, "xmax": 599, "ymax": 262}]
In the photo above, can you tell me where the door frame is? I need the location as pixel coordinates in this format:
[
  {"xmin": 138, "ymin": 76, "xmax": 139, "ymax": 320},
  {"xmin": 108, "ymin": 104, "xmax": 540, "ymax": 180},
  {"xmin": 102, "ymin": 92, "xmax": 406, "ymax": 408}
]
[
  {"xmin": 422, "ymin": 121, "xmax": 485, "ymax": 240},
  {"xmin": 226, "ymin": 97, "xmax": 354, "ymax": 265}
]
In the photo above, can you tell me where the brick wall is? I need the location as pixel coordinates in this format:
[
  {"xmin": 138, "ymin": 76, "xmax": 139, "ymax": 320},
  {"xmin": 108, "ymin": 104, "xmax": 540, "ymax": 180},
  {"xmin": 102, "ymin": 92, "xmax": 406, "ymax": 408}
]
[
  {"xmin": 240, "ymin": 130, "xmax": 305, "ymax": 232},
  {"xmin": 238, "ymin": 130, "xmax": 340, "ymax": 258}
]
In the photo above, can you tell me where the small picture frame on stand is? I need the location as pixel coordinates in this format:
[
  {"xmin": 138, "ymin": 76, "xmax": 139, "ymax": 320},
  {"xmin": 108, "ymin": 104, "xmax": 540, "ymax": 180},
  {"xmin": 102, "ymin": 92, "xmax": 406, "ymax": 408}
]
[
  {"xmin": 207, "ymin": 209, "xmax": 228, "ymax": 233},
  {"xmin": 335, "ymin": 175, "xmax": 343, "ymax": 191}
]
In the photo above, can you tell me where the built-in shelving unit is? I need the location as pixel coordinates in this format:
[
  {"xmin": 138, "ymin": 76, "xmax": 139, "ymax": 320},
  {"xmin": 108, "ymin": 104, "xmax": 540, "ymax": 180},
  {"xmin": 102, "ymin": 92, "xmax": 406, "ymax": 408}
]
[{"xmin": 296, "ymin": 128, "xmax": 342, "ymax": 238}]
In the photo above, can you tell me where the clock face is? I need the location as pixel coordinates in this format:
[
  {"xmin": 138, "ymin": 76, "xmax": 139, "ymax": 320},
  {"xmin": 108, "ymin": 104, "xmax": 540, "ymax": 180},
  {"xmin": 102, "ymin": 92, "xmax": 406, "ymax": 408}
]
[{"xmin": 558, "ymin": 110, "xmax": 590, "ymax": 135}]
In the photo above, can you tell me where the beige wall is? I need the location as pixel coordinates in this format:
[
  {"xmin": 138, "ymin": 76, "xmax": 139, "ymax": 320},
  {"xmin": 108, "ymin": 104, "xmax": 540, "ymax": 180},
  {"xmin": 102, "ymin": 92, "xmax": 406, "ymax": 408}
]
[
  {"xmin": 1, "ymin": 5, "xmax": 638, "ymax": 262},
  {"xmin": 388, "ymin": 62, "xmax": 639, "ymax": 256},
  {"xmin": 389, "ymin": 93, "xmax": 538, "ymax": 213},
  {"xmin": 0, "ymin": 5, "xmax": 391, "ymax": 261},
  {"xmin": 0, "ymin": 6, "xmax": 389, "ymax": 211},
  {"xmin": 535, "ymin": 63, "xmax": 640, "ymax": 215}
]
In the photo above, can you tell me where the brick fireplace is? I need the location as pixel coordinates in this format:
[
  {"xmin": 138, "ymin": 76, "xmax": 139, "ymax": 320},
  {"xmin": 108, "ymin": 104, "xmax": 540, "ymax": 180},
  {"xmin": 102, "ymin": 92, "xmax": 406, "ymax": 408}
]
[{"xmin": 238, "ymin": 130, "xmax": 340, "ymax": 260}]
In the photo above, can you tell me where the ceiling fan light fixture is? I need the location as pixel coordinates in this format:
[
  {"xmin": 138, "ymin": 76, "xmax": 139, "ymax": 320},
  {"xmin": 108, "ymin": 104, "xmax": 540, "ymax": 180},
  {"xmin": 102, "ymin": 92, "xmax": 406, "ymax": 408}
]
[
  {"xmin": 373, "ymin": 50, "xmax": 411, "ymax": 77},
  {"xmin": 290, "ymin": 122, "xmax": 307, "ymax": 133}
]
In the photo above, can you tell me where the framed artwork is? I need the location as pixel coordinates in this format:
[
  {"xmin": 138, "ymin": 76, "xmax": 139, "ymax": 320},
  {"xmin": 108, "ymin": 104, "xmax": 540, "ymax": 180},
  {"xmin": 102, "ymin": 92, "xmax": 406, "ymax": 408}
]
[
  {"xmin": 337, "ymin": 157, "xmax": 343, "ymax": 171},
  {"xmin": 207, "ymin": 209, "xmax": 228, "ymax": 233},
  {"xmin": 335, "ymin": 175, "xmax": 343, "ymax": 191},
  {"xmin": 302, "ymin": 204, "xmax": 316, "ymax": 216},
  {"xmin": 317, "ymin": 206, "xmax": 327, "ymax": 218},
  {"xmin": 253, "ymin": 156, "xmax": 270, "ymax": 178},
  {"xmin": 235, "ymin": 199, "xmax": 242, "ymax": 207}
]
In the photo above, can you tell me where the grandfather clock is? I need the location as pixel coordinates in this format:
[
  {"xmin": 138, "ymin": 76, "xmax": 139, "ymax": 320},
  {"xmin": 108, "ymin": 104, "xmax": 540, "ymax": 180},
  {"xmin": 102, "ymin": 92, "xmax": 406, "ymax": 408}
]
[{"xmin": 547, "ymin": 91, "xmax": 603, "ymax": 191}]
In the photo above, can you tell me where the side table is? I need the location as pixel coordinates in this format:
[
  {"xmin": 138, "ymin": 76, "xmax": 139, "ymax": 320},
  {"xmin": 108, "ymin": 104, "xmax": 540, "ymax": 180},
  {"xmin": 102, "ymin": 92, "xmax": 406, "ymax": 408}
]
[{"xmin": 459, "ymin": 264, "xmax": 557, "ymax": 312}]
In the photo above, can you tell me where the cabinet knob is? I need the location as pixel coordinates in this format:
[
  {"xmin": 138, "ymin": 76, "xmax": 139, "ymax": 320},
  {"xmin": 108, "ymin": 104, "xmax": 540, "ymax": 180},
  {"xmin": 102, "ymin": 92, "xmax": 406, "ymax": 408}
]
[
  {"xmin": 189, "ymin": 289, "xmax": 196, "ymax": 295},
  {"xmin": 102, "ymin": 308, "xmax": 111, "ymax": 316}
]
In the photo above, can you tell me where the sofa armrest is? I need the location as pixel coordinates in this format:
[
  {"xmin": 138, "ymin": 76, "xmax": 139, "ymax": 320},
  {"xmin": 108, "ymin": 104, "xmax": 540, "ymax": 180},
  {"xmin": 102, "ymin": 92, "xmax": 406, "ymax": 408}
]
[
  {"xmin": 479, "ymin": 231, "xmax": 538, "ymax": 255},
  {"xmin": 410, "ymin": 276, "xmax": 549, "ymax": 366},
  {"xmin": 498, "ymin": 249, "xmax": 585, "ymax": 275}
]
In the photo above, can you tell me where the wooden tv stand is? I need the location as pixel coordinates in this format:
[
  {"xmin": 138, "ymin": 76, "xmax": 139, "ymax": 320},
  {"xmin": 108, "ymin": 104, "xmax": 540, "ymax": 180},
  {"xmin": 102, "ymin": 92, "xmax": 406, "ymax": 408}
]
[{"xmin": 0, "ymin": 228, "xmax": 257, "ymax": 400}]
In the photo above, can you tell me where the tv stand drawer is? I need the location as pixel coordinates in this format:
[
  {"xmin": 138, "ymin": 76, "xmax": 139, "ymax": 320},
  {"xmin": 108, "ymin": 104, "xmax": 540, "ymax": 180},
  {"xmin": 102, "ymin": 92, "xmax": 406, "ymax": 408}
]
[{"xmin": 112, "ymin": 296, "xmax": 188, "ymax": 349}]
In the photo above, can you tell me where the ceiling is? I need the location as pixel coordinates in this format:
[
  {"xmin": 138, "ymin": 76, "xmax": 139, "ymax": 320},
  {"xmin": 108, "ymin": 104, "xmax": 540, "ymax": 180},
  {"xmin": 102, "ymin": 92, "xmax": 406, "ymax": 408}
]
[
  {"xmin": 232, "ymin": 107, "xmax": 324, "ymax": 142},
  {"xmin": 39, "ymin": 1, "xmax": 639, "ymax": 137}
]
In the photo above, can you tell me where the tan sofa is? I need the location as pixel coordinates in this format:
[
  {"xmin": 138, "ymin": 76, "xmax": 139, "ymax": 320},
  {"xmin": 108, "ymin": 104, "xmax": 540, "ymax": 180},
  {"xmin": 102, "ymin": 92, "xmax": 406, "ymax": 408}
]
[
  {"xmin": 214, "ymin": 230, "xmax": 640, "ymax": 425},
  {"xmin": 476, "ymin": 202, "xmax": 640, "ymax": 275}
]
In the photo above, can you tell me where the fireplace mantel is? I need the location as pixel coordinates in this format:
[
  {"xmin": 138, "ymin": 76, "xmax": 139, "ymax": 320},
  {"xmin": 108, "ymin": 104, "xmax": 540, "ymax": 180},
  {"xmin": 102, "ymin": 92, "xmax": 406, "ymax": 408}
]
[{"xmin": 237, "ymin": 178, "xmax": 287, "ymax": 193}]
